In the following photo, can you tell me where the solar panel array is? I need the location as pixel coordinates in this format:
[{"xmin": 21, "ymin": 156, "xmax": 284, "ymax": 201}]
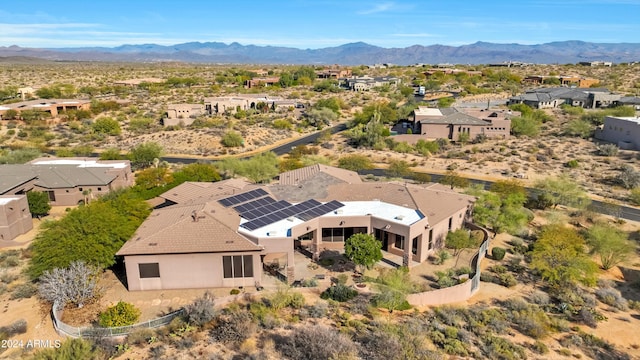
[
  {"xmin": 241, "ymin": 199, "xmax": 321, "ymax": 231},
  {"xmin": 241, "ymin": 199, "xmax": 345, "ymax": 231},
  {"xmin": 238, "ymin": 200, "xmax": 292, "ymax": 220},
  {"xmin": 296, "ymin": 200, "xmax": 344, "ymax": 221},
  {"xmin": 233, "ymin": 196, "xmax": 276, "ymax": 214},
  {"xmin": 218, "ymin": 188, "xmax": 268, "ymax": 207}
]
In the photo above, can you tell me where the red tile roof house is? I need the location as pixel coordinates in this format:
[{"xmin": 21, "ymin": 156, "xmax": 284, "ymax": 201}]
[
  {"xmin": 117, "ymin": 164, "xmax": 475, "ymax": 291},
  {"xmin": 0, "ymin": 157, "xmax": 134, "ymax": 206}
]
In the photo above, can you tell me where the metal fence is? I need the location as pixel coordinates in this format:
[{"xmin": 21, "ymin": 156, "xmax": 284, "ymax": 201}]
[{"xmin": 52, "ymin": 301, "xmax": 185, "ymax": 338}]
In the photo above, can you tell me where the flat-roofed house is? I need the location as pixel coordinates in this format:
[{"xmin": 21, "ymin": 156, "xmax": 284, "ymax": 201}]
[
  {"xmin": 117, "ymin": 165, "xmax": 475, "ymax": 291},
  {"xmin": 595, "ymin": 116, "xmax": 640, "ymax": 150},
  {"xmin": 164, "ymin": 104, "xmax": 206, "ymax": 126},
  {"xmin": 0, "ymin": 99, "xmax": 91, "ymax": 119},
  {"xmin": 0, "ymin": 196, "xmax": 32, "ymax": 241}
]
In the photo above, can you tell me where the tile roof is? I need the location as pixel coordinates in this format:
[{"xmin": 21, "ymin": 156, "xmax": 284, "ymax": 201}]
[
  {"xmin": 160, "ymin": 179, "xmax": 251, "ymax": 205},
  {"xmin": 0, "ymin": 165, "xmax": 38, "ymax": 194},
  {"xmin": 0, "ymin": 163, "xmax": 118, "ymax": 191},
  {"xmin": 116, "ymin": 202, "xmax": 261, "ymax": 256},
  {"xmin": 278, "ymin": 164, "xmax": 362, "ymax": 186}
]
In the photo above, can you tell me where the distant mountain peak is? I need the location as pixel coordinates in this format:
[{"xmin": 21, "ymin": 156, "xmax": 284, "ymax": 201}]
[{"xmin": 1, "ymin": 40, "xmax": 639, "ymax": 65}]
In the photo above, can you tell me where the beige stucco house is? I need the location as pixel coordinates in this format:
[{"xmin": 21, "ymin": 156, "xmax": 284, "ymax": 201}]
[
  {"xmin": 0, "ymin": 99, "xmax": 91, "ymax": 119},
  {"xmin": 117, "ymin": 164, "xmax": 475, "ymax": 291},
  {"xmin": 0, "ymin": 157, "xmax": 134, "ymax": 206},
  {"xmin": 595, "ymin": 116, "xmax": 640, "ymax": 150},
  {"xmin": 392, "ymin": 107, "xmax": 513, "ymax": 143},
  {"xmin": 0, "ymin": 196, "xmax": 32, "ymax": 241}
]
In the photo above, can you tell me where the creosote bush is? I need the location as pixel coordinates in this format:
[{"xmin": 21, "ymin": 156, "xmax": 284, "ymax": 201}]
[
  {"xmin": 184, "ymin": 291, "xmax": 216, "ymax": 327},
  {"xmin": 321, "ymin": 283, "xmax": 357, "ymax": 302},
  {"xmin": 276, "ymin": 325, "xmax": 358, "ymax": 360},
  {"xmin": 492, "ymin": 247, "xmax": 506, "ymax": 260}
]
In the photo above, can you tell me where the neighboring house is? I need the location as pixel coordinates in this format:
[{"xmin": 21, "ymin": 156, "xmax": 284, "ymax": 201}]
[
  {"xmin": 17, "ymin": 87, "xmax": 37, "ymax": 100},
  {"xmin": 316, "ymin": 66, "xmax": 352, "ymax": 79},
  {"xmin": 0, "ymin": 99, "xmax": 91, "ymax": 119},
  {"xmin": 117, "ymin": 165, "xmax": 475, "ymax": 291},
  {"xmin": 507, "ymin": 87, "xmax": 620, "ymax": 109},
  {"xmin": 341, "ymin": 76, "xmax": 401, "ymax": 91},
  {"xmin": 522, "ymin": 76, "xmax": 598, "ymax": 88},
  {"xmin": 0, "ymin": 195, "xmax": 32, "ymax": 241},
  {"xmin": 204, "ymin": 94, "xmax": 296, "ymax": 115},
  {"xmin": 245, "ymin": 77, "xmax": 280, "ymax": 88},
  {"xmin": 392, "ymin": 107, "xmax": 514, "ymax": 142},
  {"xmin": 595, "ymin": 116, "xmax": 640, "ymax": 150},
  {"xmin": 579, "ymin": 61, "xmax": 612, "ymax": 67},
  {"xmin": 164, "ymin": 104, "xmax": 206, "ymax": 126},
  {"xmin": 618, "ymin": 96, "xmax": 640, "ymax": 110},
  {"xmin": 0, "ymin": 157, "xmax": 134, "ymax": 206}
]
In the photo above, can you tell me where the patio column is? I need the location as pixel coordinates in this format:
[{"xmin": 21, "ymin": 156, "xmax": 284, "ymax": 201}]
[{"xmin": 403, "ymin": 234, "xmax": 411, "ymax": 267}]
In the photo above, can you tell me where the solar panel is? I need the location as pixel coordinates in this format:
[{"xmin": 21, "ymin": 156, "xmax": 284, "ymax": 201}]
[
  {"xmin": 297, "ymin": 200, "xmax": 345, "ymax": 221},
  {"xmin": 241, "ymin": 199, "xmax": 322, "ymax": 231},
  {"xmin": 240, "ymin": 200, "xmax": 291, "ymax": 220},
  {"xmin": 218, "ymin": 188, "xmax": 268, "ymax": 207},
  {"xmin": 233, "ymin": 196, "xmax": 276, "ymax": 213}
]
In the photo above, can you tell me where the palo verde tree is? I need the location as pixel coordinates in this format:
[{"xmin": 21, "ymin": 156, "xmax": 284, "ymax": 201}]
[
  {"xmin": 584, "ymin": 223, "xmax": 635, "ymax": 270},
  {"xmin": 127, "ymin": 142, "xmax": 163, "ymax": 170},
  {"xmin": 533, "ymin": 174, "xmax": 590, "ymax": 209},
  {"xmin": 344, "ymin": 233, "xmax": 383, "ymax": 274},
  {"xmin": 530, "ymin": 224, "xmax": 599, "ymax": 288},
  {"xmin": 440, "ymin": 170, "xmax": 470, "ymax": 189},
  {"xmin": 445, "ymin": 229, "xmax": 477, "ymax": 266}
]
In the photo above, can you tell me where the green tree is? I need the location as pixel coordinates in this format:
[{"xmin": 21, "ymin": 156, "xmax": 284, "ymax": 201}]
[
  {"xmin": 337, "ymin": 154, "xmax": 373, "ymax": 171},
  {"xmin": 564, "ymin": 119, "xmax": 592, "ymax": 138},
  {"xmin": 28, "ymin": 191, "xmax": 151, "ymax": 279},
  {"xmin": 386, "ymin": 159, "xmax": 412, "ymax": 178},
  {"xmin": 27, "ymin": 191, "xmax": 51, "ymax": 218},
  {"xmin": 533, "ymin": 175, "xmax": 590, "ymax": 209},
  {"xmin": 490, "ymin": 179, "xmax": 527, "ymax": 207},
  {"xmin": 98, "ymin": 301, "xmax": 141, "ymax": 327},
  {"xmin": 99, "ymin": 147, "xmax": 124, "ymax": 160},
  {"xmin": 584, "ymin": 223, "xmax": 635, "ymax": 270},
  {"xmin": 531, "ymin": 224, "xmax": 599, "ymax": 287},
  {"xmin": 510, "ymin": 116, "xmax": 541, "ymax": 137},
  {"xmin": 353, "ymin": 101, "xmax": 397, "ymax": 125},
  {"xmin": 2, "ymin": 109, "xmax": 18, "ymax": 120},
  {"xmin": 344, "ymin": 233, "xmax": 383, "ymax": 274},
  {"xmin": 221, "ymin": 131, "xmax": 244, "ymax": 147},
  {"xmin": 135, "ymin": 167, "xmax": 173, "ymax": 190},
  {"xmin": 305, "ymin": 108, "xmax": 338, "ymax": 128},
  {"xmin": 445, "ymin": 229, "xmax": 476, "ymax": 257},
  {"xmin": 440, "ymin": 170, "xmax": 470, "ymax": 189},
  {"xmin": 173, "ymin": 163, "xmax": 221, "ymax": 183},
  {"xmin": 91, "ymin": 117, "xmax": 121, "ymax": 136},
  {"xmin": 629, "ymin": 187, "xmax": 640, "ymax": 206},
  {"xmin": 128, "ymin": 142, "xmax": 163, "ymax": 170}
]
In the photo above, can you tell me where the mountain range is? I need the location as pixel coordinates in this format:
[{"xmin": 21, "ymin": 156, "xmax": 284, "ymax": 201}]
[{"xmin": 1, "ymin": 41, "xmax": 639, "ymax": 65}]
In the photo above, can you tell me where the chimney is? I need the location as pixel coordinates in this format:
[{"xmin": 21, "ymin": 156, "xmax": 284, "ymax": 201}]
[{"xmin": 191, "ymin": 210, "xmax": 198, "ymax": 222}]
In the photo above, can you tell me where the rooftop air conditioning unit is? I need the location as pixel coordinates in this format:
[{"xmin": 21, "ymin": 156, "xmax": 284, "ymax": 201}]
[{"xmin": 394, "ymin": 215, "xmax": 405, "ymax": 220}]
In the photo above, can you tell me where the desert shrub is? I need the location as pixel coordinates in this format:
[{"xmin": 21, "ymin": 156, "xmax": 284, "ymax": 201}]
[
  {"xmin": 509, "ymin": 303, "xmax": 552, "ymax": 339},
  {"xmin": 491, "ymin": 265, "xmax": 507, "ymax": 274},
  {"xmin": 148, "ymin": 345, "xmax": 166, "ymax": 358},
  {"xmin": 10, "ymin": 282, "xmax": 37, "ymax": 299},
  {"xmin": 184, "ymin": 291, "xmax": 216, "ymax": 326},
  {"xmin": 1, "ymin": 256, "xmax": 20, "ymax": 267},
  {"xmin": 530, "ymin": 340, "xmax": 549, "ymax": 354},
  {"xmin": 432, "ymin": 250, "xmax": 451, "ymax": 265},
  {"xmin": 268, "ymin": 288, "xmax": 306, "ymax": 310},
  {"xmin": 598, "ymin": 144, "xmax": 619, "ymax": 156},
  {"xmin": 221, "ymin": 131, "xmax": 244, "ymax": 147},
  {"xmin": 303, "ymin": 301, "xmax": 328, "ymax": 319},
  {"xmin": 127, "ymin": 328, "xmax": 155, "ymax": 347},
  {"xmin": 629, "ymin": 300, "xmax": 640, "ymax": 311},
  {"xmin": 31, "ymin": 338, "xmax": 100, "ymax": 360},
  {"xmin": 276, "ymin": 326, "xmax": 358, "ymax": 360},
  {"xmin": 211, "ymin": 310, "xmax": 257, "ymax": 344},
  {"xmin": 498, "ymin": 273, "xmax": 518, "ymax": 288},
  {"xmin": 301, "ymin": 278, "xmax": 318, "ymax": 287},
  {"xmin": 0, "ymin": 283, "xmax": 7, "ymax": 295},
  {"xmin": 0, "ymin": 319, "xmax": 27, "ymax": 337},
  {"xmin": 0, "ymin": 271, "xmax": 18, "ymax": 284},
  {"xmin": 272, "ymin": 118, "xmax": 292, "ymax": 130},
  {"xmin": 98, "ymin": 301, "xmax": 141, "ymax": 327},
  {"xmin": 565, "ymin": 159, "xmax": 579, "ymax": 168},
  {"xmin": 455, "ymin": 266, "xmax": 473, "ymax": 275},
  {"xmin": 320, "ymin": 283, "xmax": 357, "ymax": 302},
  {"xmin": 435, "ymin": 269, "xmax": 458, "ymax": 288},
  {"xmin": 492, "ymin": 247, "xmax": 506, "ymax": 260},
  {"xmin": 249, "ymin": 302, "xmax": 281, "ymax": 329},
  {"xmin": 358, "ymin": 330, "xmax": 404, "ymax": 360},
  {"xmin": 230, "ymin": 288, "xmax": 240, "ymax": 295},
  {"xmin": 481, "ymin": 335, "xmax": 527, "ymax": 360},
  {"xmin": 595, "ymin": 287, "xmax": 628, "ymax": 310},
  {"xmin": 579, "ymin": 307, "xmax": 598, "ymax": 328},
  {"xmin": 529, "ymin": 290, "xmax": 550, "ymax": 306}
]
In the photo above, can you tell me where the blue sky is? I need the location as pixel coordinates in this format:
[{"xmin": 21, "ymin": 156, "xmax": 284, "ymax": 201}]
[{"xmin": 1, "ymin": 0, "xmax": 639, "ymax": 49}]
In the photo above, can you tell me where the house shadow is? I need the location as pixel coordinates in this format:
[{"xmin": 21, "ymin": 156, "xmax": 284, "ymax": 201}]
[{"xmin": 109, "ymin": 258, "xmax": 128, "ymax": 290}]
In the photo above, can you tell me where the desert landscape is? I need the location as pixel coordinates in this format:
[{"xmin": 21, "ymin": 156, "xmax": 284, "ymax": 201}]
[{"xmin": 1, "ymin": 59, "xmax": 640, "ymax": 360}]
